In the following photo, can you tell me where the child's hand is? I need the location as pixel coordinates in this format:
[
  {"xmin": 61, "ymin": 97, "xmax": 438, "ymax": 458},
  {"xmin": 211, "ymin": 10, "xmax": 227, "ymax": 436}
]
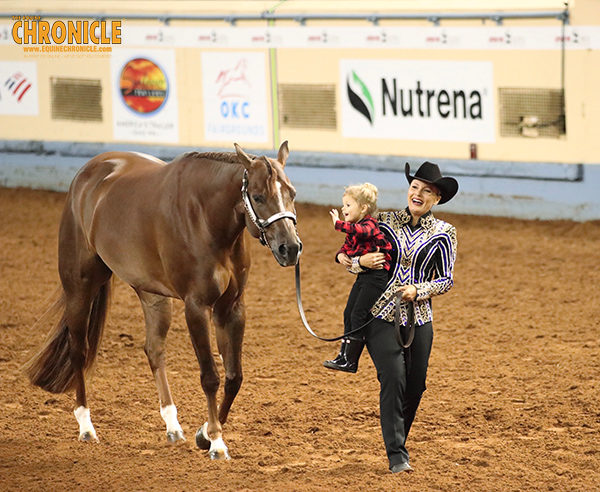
[
  {"xmin": 330, "ymin": 209, "xmax": 340, "ymax": 225},
  {"xmin": 337, "ymin": 253, "xmax": 352, "ymax": 267}
]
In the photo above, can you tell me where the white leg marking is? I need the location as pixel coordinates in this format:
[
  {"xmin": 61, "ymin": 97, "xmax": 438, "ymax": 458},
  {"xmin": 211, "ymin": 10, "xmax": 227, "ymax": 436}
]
[
  {"xmin": 160, "ymin": 404, "xmax": 183, "ymax": 436},
  {"xmin": 201, "ymin": 422, "xmax": 230, "ymax": 460},
  {"xmin": 209, "ymin": 436, "xmax": 230, "ymax": 460},
  {"xmin": 74, "ymin": 406, "xmax": 98, "ymax": 442}
]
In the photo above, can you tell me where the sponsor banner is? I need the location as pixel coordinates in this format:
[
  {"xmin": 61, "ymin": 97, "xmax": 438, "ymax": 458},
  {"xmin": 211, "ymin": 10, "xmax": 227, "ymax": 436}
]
[
  {"xmin": 2, "ymin": 23, "xmax": 592, "ymax": 50},
  {"xmin": 0, "ymin": 61, "xmax": 38, "ymax": 115},
  {"xmin": 341, "ymin": 59, "xmax": 495, "ymax": 143},
  {"xmin": 110, "ymin": 48, "xmax": 179, "ymax": 143},
  {"xmin": 201, "ymin": 51, "xmax": 269, "ymax": 143}
]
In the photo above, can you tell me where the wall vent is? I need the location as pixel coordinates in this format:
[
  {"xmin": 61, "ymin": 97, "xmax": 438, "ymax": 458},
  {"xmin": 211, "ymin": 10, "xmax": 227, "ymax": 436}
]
[
  {"xmin": 51, "ymin": 77, "xmax": 102, "ymax": 122},
  {"xmin": 499, "ymin": 88, "xmax": 565, "ymax": 138},
  {"xmin": 279, "ymin": 84, "xmax": 337, "ymax": 130}
]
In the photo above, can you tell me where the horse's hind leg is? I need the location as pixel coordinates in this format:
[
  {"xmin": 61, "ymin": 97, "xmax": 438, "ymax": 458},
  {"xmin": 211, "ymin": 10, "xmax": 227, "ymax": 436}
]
[
  {"xmin": 213, "ymin": 296, "xmax": 245, "ymax": 426},
  {"xmin": 57, "ymin": 201, "xmax": 113, "ymax": 442},
  {"xmin": 61, "ymin": 258, "xmax": 112, "ymax": 442},
  {"xmin": 137, "ymin": 291, "xmax": 185, "ymax": 443}
]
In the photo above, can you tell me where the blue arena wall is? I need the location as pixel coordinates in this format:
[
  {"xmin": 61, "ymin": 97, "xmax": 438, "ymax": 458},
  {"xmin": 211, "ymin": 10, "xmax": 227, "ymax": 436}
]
[{"xmin": 1, "ymin": 140, "xmax": 599, "ymax": 222}]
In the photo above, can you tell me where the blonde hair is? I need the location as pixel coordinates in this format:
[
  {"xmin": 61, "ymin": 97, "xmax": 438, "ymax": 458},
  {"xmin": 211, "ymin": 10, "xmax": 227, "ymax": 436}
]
[{"xmin": 343, "ymin": 182, "xmax": 379, "ymax": 215}]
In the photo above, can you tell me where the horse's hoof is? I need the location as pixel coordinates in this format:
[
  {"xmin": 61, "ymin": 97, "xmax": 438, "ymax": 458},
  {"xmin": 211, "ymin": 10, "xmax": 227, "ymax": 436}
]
[
  {"xmin": 195, "ymin": 423, "xmax": 210, "ymax": 450},
  {"xmin": 167, "ymin": 430, "xmax": 186, "ymax": 443},
  {"xmin": 79, "ymin": 431, "xmax": 98, "ymax": 443},
  {"xmin": 209, "ymin": 448, "xmax": 231, "ymax": 460}
]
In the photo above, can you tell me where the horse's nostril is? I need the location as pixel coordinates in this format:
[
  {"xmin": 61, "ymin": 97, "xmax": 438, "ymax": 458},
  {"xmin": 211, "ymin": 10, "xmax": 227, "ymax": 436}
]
[{"xmin": 278, "ymin": 243, "xmax": 288, "ymax": 256}]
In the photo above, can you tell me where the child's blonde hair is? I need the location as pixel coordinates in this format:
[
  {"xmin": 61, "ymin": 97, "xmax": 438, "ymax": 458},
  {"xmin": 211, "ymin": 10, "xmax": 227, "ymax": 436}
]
[{"xmin": 344, "ymin": 182, "xmax": 379, "ymax": 215}]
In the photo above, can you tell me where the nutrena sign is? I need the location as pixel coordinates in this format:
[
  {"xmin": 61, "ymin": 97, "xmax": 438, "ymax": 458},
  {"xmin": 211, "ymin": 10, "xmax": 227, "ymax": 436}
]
[{"xmin": 341, "ymin": 59, "xmax": 495, "ymax": 143}]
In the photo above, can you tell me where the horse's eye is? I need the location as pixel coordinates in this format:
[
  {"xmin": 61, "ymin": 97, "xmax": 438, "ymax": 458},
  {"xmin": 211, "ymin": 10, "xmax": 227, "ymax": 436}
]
[
  {"xmin": 290, "ymin": 189, "xmax": 297, "ymax": 201},
  {"xmin": 252, "ymin": 195, "xmax": 265, "ymax": 204}
]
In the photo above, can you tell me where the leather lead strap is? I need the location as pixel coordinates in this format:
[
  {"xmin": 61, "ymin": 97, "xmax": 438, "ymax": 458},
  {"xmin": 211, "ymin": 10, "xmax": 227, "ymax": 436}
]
[
  {"xmin": 395, "ymin": 292, "xmax": 415, "ymax": 349},
  {"xmin": 295, "ymin": 260, "xmax": 374, "ymax": 342}
]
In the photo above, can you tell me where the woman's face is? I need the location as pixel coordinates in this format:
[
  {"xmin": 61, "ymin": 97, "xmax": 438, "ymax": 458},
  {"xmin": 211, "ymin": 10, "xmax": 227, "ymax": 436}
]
[
  {"xmin": 407, "ymin": 179, "xmax": 441, "ymax": 218},
  {"xmin": 341, "ymin": 194, "xmax": 367, "ymax": 223}
]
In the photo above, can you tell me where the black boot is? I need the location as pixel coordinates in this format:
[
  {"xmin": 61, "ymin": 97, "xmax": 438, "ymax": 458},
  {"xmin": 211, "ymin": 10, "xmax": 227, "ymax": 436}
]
[
  {"xmin": 323, "ymin": 338, "xmax": 365, "ymax": 373},
  {"xmin": 323, "ymin": 341, "xmax": 347, "ymax": 368}
]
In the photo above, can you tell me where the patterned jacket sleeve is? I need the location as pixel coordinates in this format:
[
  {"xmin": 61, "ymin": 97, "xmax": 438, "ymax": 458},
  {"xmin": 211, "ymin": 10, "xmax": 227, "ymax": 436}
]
[{"xmin": 414, "ymin": 223, "xmax": 457, "ymax": 301}]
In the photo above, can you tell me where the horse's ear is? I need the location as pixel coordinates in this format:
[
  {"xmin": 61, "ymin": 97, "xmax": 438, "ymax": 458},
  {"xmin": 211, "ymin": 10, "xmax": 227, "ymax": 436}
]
[
  {"xmin": 234, "ymin": 143, "xmax": 254, "ymax": 171},
  {"xmin": 277, "ymin": 140, "xmax": 289, "ymax": 168}
]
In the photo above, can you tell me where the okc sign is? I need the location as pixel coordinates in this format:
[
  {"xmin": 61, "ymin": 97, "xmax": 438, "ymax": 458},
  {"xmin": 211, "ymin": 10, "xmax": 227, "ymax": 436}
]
[
  {"xmin": 12, "ymin": 17, "xmax": 121, "ymax": 44},
  {"xmin": 201, "ymin": 52, "xmax": 269, "ymax": 143}
]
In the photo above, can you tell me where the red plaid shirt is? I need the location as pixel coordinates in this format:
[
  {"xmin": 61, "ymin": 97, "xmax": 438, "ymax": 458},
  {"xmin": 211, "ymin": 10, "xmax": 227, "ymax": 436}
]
[{"xmin": 335, "ymin": 215, "xmax": 392, "ymax": 271}]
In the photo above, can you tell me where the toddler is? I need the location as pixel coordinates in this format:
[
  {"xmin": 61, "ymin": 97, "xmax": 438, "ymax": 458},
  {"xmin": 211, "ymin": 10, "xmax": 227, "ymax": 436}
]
[{"xmin": 324, "ymin": 183, "xmax": 392, "ymax": 373}]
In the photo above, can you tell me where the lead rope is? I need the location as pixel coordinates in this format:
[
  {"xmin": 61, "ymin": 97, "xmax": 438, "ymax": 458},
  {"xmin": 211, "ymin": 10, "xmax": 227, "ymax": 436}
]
[
  {"xmin": 294, "ymin": 260, "xmax": 375, "ymax": 342},
  {"xmin": 295, "ymin": 260, "xmax": 413, "ymax": 348},
  {"xmin": 394, "ymin": 292, "xmax": 415, "ymax": 349}
]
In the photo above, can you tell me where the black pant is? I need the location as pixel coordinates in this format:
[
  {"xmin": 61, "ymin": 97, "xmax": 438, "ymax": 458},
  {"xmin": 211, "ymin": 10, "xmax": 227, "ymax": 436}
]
[
  {"xmin": 364, "ymin": 317, "xmax": 433, "ymax": 468},
  {"xmin": 343, "ymin": 269, "xmax": 388, "ymax": 338}
]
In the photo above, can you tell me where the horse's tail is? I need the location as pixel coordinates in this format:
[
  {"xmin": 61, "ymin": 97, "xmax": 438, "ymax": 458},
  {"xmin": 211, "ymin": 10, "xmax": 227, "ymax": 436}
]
[{"xmin": 23, "ymin": 281, "xmax": 112, "ymax": 394}]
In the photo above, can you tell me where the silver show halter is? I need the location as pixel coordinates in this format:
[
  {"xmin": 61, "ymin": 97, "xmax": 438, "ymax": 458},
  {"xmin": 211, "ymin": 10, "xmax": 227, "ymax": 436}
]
[{"xmin": 241, "ymin": 169, "xmax": 298, "ymax": 247}]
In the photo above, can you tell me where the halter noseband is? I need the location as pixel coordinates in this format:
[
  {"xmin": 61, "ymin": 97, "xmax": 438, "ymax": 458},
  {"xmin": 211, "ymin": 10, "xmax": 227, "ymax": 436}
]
[{"xmin": 241, "ymin": 169, "xmax": 298, "ymax": 247}]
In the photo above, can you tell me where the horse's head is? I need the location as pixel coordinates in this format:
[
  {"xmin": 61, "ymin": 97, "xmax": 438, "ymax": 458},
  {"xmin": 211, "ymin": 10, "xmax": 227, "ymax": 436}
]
[{"xmin": 235, "ymin": 141, "xmax": 302, "ymax": 267}]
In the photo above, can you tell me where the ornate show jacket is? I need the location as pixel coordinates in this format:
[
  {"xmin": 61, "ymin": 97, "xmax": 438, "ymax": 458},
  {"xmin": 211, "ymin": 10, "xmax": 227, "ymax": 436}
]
[{"xmin": 359, "ymin": 209, "xmax": 457, "ymax": 326}]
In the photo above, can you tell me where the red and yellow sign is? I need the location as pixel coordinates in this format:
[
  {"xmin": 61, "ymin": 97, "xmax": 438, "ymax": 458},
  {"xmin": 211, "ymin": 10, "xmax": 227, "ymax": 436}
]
[{"xmin": 119, "ymin": 58, "xmax": 168, "ymax": 114}]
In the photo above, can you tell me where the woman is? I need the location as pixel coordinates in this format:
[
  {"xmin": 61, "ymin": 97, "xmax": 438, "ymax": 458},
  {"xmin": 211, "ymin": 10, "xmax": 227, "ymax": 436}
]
[{"xmin": 351, "ymin": 161, "xmax": 458, "ymax": 474}]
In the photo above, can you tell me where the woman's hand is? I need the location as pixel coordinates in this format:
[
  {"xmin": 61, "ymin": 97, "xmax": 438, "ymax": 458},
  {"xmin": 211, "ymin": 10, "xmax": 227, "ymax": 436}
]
[
  {"xmin": 337, "ymin": 253, "xmax": 352, "ymax": 267},
  {"xmin": 329, "ymin": 209, "xmax": 340, "ymax": 226},
  {"xmin": 359, "ymin": 249, "xmax": 385, "ymax": 270},
  {"xmin": 397, "ymin": 285, "xmax": 417, "ymax": 301}
]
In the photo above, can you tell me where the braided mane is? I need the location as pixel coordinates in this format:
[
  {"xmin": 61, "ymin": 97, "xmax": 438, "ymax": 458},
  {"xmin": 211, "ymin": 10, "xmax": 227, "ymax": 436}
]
[
  {"xmin": 180, "ymin": 151, "xmax": 258, "ymax": 164},
  {"xmin": 175, "ymin": 151, "xmax": 277, "ymax": 194}
]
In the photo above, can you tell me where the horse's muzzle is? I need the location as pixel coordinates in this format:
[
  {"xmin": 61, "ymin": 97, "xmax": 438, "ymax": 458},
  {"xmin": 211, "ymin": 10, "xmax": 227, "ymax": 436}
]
[{"xmin": 274, "ymin": 238, "xmax": 302, "ymax": 267}]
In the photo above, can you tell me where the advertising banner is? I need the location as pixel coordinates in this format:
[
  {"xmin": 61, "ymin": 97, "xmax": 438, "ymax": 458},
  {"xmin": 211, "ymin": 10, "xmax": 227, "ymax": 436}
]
[
  {"xmin": 340, "ymin": 59, "xmax": 495, "ymax": 143},
  {"xmin": 0, "ymin": 61, "xmax": 38, "ymax": 115},
  {"xmin": 201, "ymin": 51, "xmax": 269, "ymax": 143},
  {"xmin": 111, "ymin": 48, "xmax": 179, "ymax": 143}
]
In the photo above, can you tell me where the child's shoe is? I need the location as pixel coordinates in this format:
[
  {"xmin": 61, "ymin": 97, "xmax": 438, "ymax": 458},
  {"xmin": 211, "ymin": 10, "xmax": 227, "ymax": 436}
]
[{"xmin": 323, "ymin": 338, "xmax": 365, "ymax": 373}]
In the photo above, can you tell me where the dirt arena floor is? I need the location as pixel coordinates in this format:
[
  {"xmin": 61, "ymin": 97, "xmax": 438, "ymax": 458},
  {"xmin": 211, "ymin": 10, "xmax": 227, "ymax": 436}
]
[{"xmin": 1, "ymin": 186, "xmax": 599, "ymax": 492}]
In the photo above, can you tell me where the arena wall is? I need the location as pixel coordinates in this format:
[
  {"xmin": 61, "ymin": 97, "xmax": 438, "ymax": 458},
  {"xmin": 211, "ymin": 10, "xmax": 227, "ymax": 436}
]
[{"xmin": 1, "ymin": 1, "xmax": 599, "ymax": 220}]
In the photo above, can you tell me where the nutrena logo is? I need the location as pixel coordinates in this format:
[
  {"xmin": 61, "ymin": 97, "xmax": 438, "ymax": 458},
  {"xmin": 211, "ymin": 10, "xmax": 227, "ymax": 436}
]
[
  {"xmin": 347, "ymin": 71, "xmax": 374, "ymax": 125},
  {"xmin": 11, "ymin": 17, "xmax": 121, "ymax": 45},
  {"xmin": 347, "ymin": 70, "xmax": 483, "ymax": 123},
  {"xmin": 341, "ymin": 60, "xmax": 494, "ymax": 143}
]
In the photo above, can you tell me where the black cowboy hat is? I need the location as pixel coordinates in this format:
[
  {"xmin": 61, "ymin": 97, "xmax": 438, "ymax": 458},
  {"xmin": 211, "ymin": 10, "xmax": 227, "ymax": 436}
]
[{"xmin": 405, "ymin": 161, "xmax": 459, "ymax": 204}]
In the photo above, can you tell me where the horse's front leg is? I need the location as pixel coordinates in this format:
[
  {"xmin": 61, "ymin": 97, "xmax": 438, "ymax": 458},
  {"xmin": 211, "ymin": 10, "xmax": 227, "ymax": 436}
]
[
  {"xmin": 185, "ymin": 299, "xmax": 230, "ymax": 460},
  {"xmin": 137, "ymin": 291, "xmax": 185, "ymax": 443}
]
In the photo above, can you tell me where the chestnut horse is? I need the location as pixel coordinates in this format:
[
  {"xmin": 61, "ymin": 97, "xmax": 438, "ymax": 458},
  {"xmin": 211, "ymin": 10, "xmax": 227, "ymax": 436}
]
[{"xmin": 24, "ymin": 142, "xmax": 302, "ymax": 459}]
